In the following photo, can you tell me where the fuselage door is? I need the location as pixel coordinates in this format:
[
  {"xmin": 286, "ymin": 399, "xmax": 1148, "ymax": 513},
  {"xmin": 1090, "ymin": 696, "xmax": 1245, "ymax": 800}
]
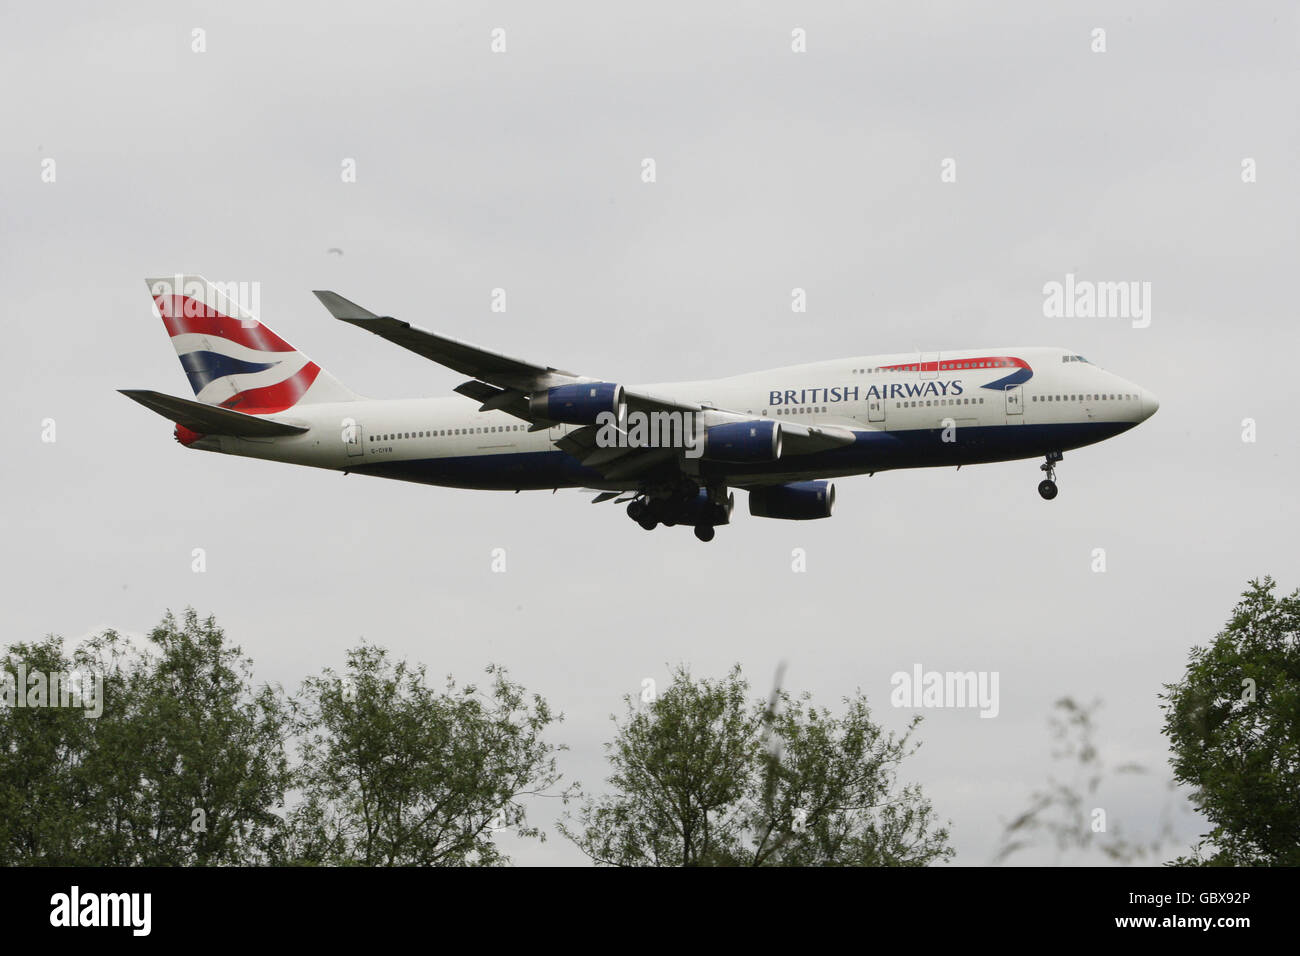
[
  {"xmin": 867, "ymin": 396, "xmax": 886, "ymax": 423},
  {"xmin": 344, "ymin": 418, "xmax": 364, "ymax": 456},
  {"xmin": 919, "ymin": 352, "xmax": 940, "ymax": 380},
  {"xmin": 1004, "ymin": 384, "xmax": 1023, "ymax": 420}
]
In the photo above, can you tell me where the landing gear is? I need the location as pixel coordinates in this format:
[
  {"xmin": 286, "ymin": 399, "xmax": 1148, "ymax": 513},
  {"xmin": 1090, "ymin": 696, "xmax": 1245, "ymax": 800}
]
[
  {"xmin": 624, "ymin": 481, "xmax": 732, "ymax": 541},
  {"xmin": 1038, "ymin": 451, "xmax": 1063, "ymax": 500}
]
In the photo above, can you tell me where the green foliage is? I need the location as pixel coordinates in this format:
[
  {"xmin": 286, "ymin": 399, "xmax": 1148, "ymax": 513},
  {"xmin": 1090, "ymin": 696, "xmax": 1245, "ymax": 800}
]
[
  {"xmin": 1161, "ymin": 577, "xmax": 1300, "ymax": 866},
  {"xmin": 0, "ymin": 635, "xmax": 105, "ymax": 864},
  {"xmin": 0, "ymin": 610, "xmax": 291, "ymax": 865},
  {"xmin": 285, "ymin": 647, "xmax": 570, "ymax": 866},
  {"xmin": 560, "ymin": 664, "xmax": 951, "ymax": 866}
]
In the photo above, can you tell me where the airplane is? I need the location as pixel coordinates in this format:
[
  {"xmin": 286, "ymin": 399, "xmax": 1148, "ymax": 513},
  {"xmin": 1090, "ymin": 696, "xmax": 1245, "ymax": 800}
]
[{"xmin": 121, "ymin": 275, "xmax": 1159, "ymax": 542}]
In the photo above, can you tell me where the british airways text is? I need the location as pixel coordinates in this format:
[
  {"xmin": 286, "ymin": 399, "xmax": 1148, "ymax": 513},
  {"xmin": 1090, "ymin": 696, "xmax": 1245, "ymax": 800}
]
[{"xmin": 769, "ymin": 381, "xmax": 965, "ymax": 406}]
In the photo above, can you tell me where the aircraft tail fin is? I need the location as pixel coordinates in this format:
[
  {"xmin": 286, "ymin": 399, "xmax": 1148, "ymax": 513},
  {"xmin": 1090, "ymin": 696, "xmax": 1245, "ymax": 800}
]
[{"xmin": 146, "ymin": 275, "xmax": 360, "ymax": 413}]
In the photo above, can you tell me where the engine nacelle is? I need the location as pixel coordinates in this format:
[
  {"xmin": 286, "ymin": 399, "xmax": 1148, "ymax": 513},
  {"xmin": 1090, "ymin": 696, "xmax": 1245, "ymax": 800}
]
[
  {"xmin": 701, "ymin": 420, "xmax": 782, "ymax": 463},
  {"xmin": 748, "ymin": 480, "xmax": 835, "ymax": 520},
  {"xmin": 529, "ymin": 382, "xmax": 624, "ymax": 425}
]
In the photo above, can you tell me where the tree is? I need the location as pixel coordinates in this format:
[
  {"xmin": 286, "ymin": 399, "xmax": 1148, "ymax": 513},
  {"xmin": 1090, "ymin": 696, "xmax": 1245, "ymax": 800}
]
[
  {"xmin": 286, "ymin": 647, "xmax": 570, "ymax": 866},
  {"xmin": 0, "ymin": 610, "xmax": 292, "ymax": 865},
  {"xmin": 560, "ymin": 665, "xmax": 951, "ymax": 866},
  {"xmin": 0, "ymin": 636, "xmax": 107, "ymax": 864},
  {"xmin": 1161, "ymin": 577, "xmax": 1300, "ymax": 865}
]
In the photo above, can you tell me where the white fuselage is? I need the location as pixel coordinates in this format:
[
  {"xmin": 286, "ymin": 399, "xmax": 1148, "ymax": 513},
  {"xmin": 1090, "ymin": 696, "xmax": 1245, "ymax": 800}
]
[{"xmin": 193, "ymin": 346, "xmax": 1157, "ymax": 492}]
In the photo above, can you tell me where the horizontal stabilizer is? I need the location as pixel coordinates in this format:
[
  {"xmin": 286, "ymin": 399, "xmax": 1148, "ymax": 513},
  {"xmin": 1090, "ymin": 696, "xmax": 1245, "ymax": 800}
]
[{"xmin": 119, "ymin": 390, "xmax": 309, "ymax": 437}]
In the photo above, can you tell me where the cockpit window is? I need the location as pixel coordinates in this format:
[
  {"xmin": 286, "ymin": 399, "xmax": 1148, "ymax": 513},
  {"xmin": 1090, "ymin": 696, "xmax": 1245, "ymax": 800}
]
[{"xmin": 1061, "ymin": 354, "xmax": 1090, "ymax": 363}]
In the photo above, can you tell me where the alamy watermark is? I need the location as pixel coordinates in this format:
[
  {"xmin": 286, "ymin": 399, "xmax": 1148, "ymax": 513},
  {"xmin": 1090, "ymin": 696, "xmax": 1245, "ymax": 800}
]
[
  {"xmin": 594, "ymin": 410, "xmax": 704, "ymax": 458},
  {"xmin": 890, "ymin": 664, "xmax": 999, "ymax": 718},
  {"xmin": 149, "ymin": 275, "xmax": 261, "ymax": 327},
  {"xmin": 2, "ymin": 666, "xmax": 104, "ymax": 718},
  {"xmin": 1042, "ymin": 273, "xmax": 1151, "ymax": 328}
]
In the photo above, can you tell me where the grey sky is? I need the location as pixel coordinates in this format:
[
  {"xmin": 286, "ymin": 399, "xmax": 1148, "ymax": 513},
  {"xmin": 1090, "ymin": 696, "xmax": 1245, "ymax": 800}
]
[{"xmin": 3, "ymin": 0, "xmax": 1297, "ymax": 864}]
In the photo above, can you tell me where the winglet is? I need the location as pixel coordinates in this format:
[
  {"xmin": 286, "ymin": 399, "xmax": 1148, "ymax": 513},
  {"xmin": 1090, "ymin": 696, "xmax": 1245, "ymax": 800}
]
[{"xmin": 312, "ymin": 290, "xmax": 382, "ymax": 322}]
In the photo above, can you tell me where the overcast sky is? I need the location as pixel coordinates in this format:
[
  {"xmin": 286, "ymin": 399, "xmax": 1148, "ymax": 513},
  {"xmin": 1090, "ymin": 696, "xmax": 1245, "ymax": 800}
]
[{"xmin": 3, "ymin": 0, "xmax": 1297, "ymax": 864}]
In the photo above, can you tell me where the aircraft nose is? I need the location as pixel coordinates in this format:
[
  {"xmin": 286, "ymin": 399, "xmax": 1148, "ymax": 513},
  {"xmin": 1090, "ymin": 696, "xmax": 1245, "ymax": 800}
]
[{"xmin": 1141, "ymin": 389, "xmax": 1159, "ymax": 421}]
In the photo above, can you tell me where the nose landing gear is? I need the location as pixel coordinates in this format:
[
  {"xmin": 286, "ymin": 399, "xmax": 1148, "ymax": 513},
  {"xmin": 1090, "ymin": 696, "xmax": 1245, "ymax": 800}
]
[{"xmin": 1038, "ymin": 451, "xmax": 1063, "ymax": 500}]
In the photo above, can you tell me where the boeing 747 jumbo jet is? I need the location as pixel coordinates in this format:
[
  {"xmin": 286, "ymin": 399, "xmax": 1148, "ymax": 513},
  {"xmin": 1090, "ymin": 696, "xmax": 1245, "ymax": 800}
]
[{"xmin": 122, "ymin": 276, "xmax": 1158, "ymax": 542}]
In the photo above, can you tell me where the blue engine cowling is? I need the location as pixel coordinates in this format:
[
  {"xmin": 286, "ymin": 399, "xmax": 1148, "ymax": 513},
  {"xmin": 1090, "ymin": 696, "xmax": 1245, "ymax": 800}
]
[
  {"xmin": 529, "ymin": 382, "xmax": 624, "ymax": 425},
  {"xmin": 748, "ymin": 481, "xmax": 835, "ymax": 520},
  {"xmin": 701, "ymin": 420, "xmax": 782, "ymax": 463}
]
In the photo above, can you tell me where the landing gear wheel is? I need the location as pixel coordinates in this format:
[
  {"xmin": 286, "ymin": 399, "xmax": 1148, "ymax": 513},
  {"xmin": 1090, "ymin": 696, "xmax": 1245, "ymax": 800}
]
[
  {"xmin": 1038, "ymin": 451, "xmax": 1063, "ymax": 500},
  {"xmin": 693, "ymin": 525, "xmax": 715, "ymax": 542},
  {"xmin": 627, "ymin": 500, "xmax": 647, "ymax": 522},
  {"xmin": 638, "ymin": 516, "xmax": 659, "ymax": 531}
]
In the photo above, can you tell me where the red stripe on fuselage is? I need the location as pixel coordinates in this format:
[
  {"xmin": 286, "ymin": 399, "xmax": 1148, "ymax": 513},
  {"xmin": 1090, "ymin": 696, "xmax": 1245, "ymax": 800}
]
[
  {"xmin": 880, "ymin": 356, "xmax": 1030, "ymax": 373},
  {"xmin": 154, "ymin": 295, "xmax": 296, "ymax": 352},
  {"xmin": 219, "ymin": 362, "xmax": 320, "ymax": 414}
]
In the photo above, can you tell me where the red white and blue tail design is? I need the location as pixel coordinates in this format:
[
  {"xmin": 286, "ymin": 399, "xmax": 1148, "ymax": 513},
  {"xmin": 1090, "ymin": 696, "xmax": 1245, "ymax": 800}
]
[{"xmin": 147, "ymin": 275, "xmax": 358, "ymax": 413}]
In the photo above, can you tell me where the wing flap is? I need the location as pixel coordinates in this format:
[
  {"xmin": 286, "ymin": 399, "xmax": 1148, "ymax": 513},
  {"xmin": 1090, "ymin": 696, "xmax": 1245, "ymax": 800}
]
[{"xmin": 452, "ymin": 380, "xmax": 537, "ymax": 422}]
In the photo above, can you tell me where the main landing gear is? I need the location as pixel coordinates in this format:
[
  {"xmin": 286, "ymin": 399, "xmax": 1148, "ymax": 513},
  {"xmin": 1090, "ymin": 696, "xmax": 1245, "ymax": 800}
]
[
  {"xmin": 626, "ymin": 481, "xmax": 731, "ymax": 541},
  {"xmin": 1038, "ymin": 451, "xmax": 1063, "ymax": 500},
  {"xmin": 626, "ymin": 498, "xmax": 657, "ymax": 530}
]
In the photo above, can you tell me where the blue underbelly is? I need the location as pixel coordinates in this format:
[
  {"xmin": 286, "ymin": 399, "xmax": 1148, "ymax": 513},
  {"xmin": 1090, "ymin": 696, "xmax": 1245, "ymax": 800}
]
[{"xmin": 348, "ymin": 421, "xmax": 1135, "ymax": 489}]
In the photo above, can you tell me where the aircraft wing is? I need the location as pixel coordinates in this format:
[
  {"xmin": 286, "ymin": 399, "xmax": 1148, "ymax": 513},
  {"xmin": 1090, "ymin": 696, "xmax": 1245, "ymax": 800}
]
[
  {"xmin": 314, "ymin": 291, "xmax": 575, "ymax": 394},
  {"xmin": 314, "ymin": 290, "xmax": 704, "ymax": 426},
  {"xmin": 316, "ymin": 290, "xmax": 858, "ymax": 479}
]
